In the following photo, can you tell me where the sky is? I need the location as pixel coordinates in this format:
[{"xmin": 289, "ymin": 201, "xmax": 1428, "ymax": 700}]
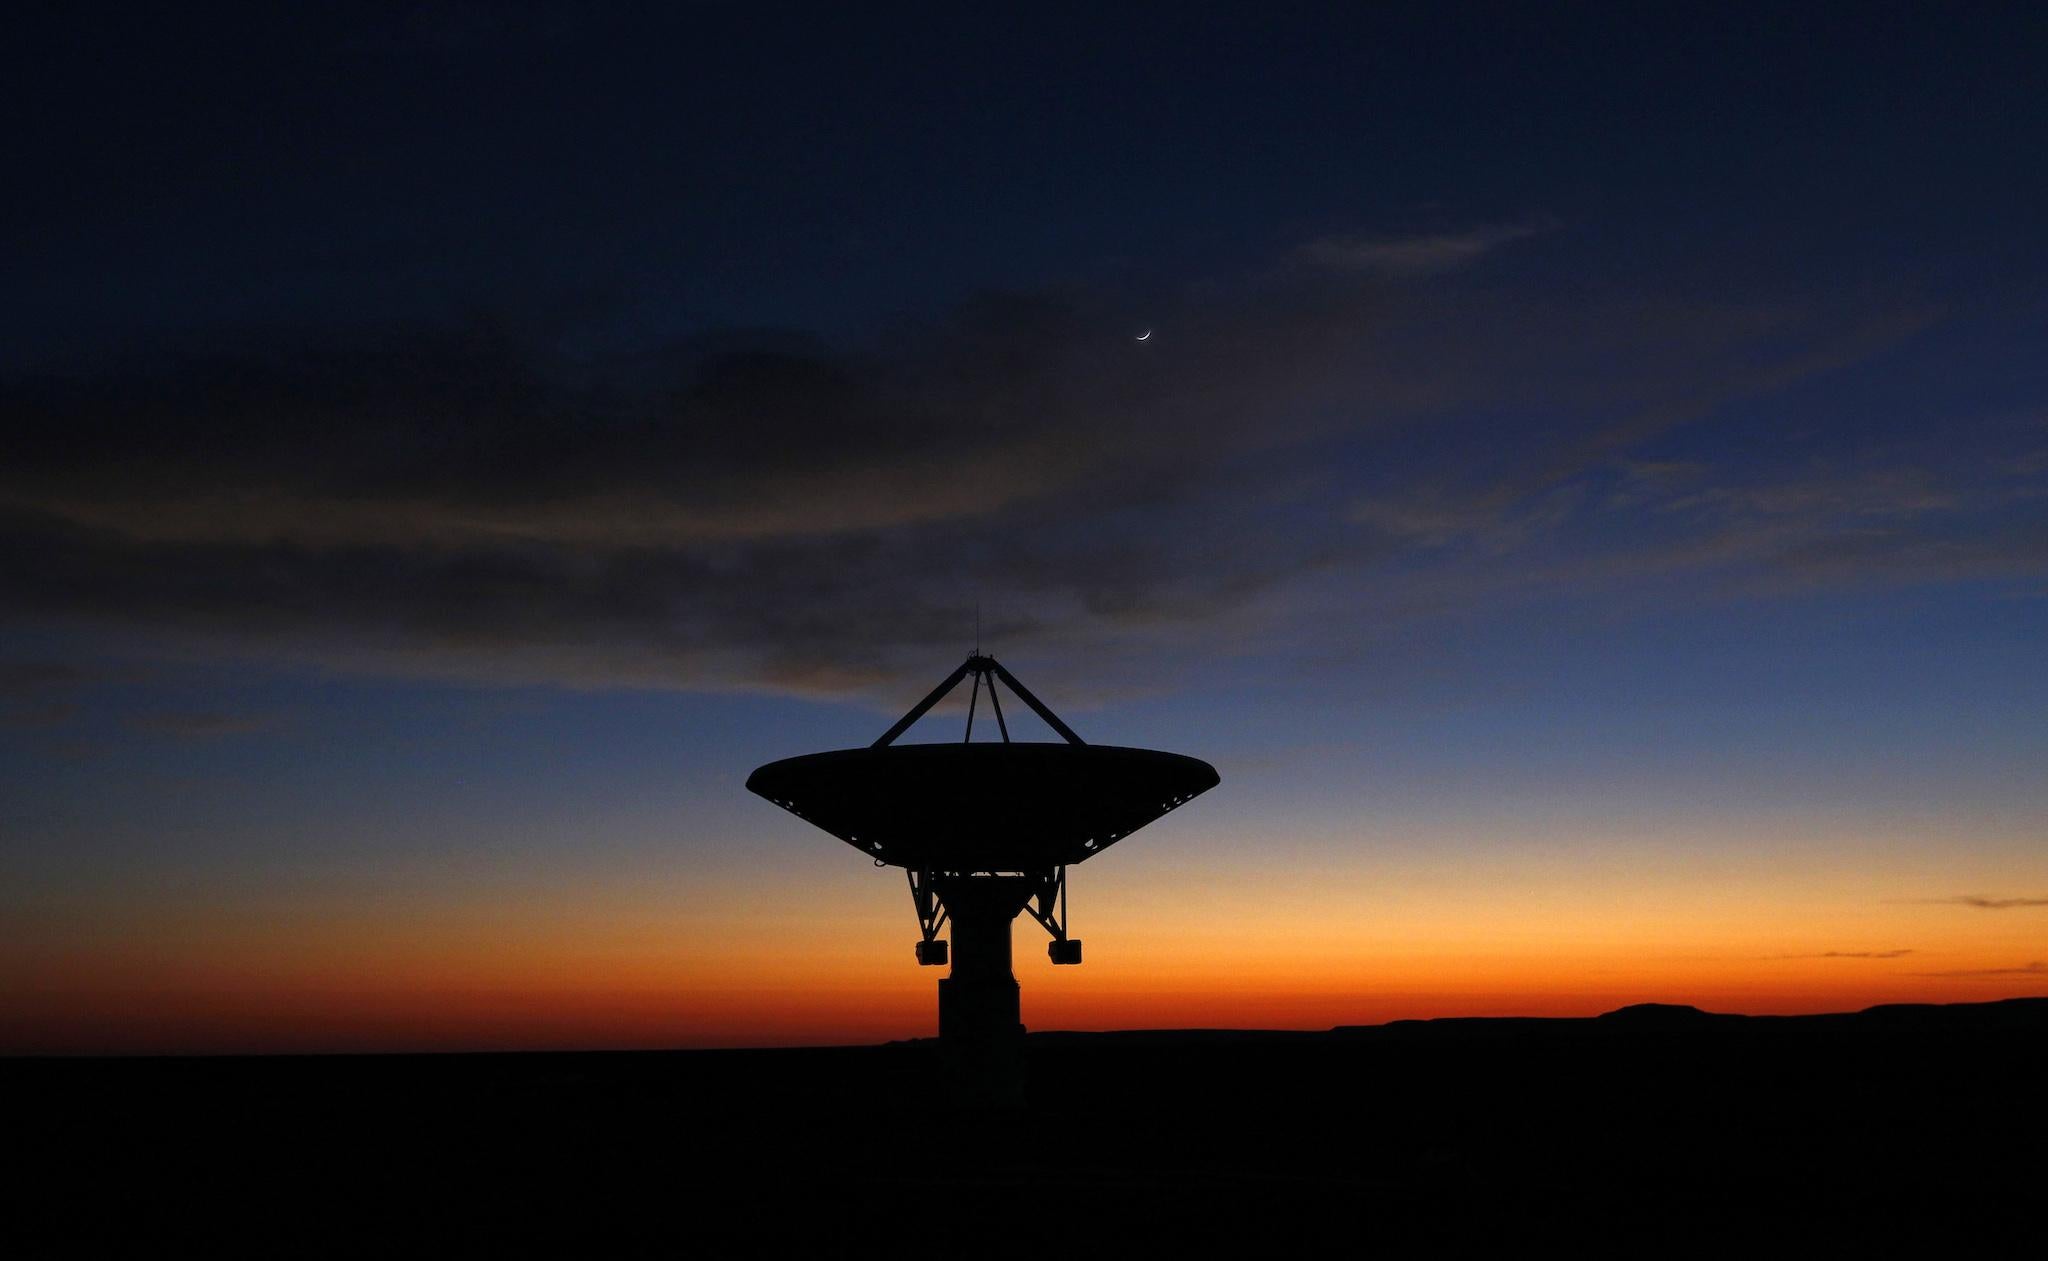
[{"xmin": 3, "ymin": 2, "xmax": 2046, "ymax": 1053}]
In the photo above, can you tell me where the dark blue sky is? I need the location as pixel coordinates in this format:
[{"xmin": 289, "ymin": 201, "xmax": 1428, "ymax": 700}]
[{"xmin": 9, "ymin": 4, "xmax": 2042, "ymax": 356}]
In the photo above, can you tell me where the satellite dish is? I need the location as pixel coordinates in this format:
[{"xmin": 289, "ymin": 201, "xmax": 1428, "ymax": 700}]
[
  {"xmin": 748, "ymin": 744, "xmax": 1215, "ymax": 870},
  {"xmin": 747, "ymin": 653, "xmax": 1220, "ymax": 1062}
]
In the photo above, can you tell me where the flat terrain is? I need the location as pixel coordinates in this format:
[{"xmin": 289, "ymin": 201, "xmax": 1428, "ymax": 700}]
[{"xmin": 13, "ymin": 998, "xmax": 2043, "ymax": 1251}]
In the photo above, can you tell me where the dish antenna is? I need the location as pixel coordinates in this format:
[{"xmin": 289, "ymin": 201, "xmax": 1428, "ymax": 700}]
[{"xmin": 747, "ymin": 653, "xmax": 1219, "ymax": 1074}]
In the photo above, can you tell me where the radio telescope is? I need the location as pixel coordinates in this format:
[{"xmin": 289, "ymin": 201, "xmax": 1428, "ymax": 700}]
[{"xmin": 747, "ymin": 653, "xmax": 1219, "ymax": 1059}]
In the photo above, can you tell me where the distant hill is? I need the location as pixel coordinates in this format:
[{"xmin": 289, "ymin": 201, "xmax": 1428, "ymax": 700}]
[
  {"xmin": 1014, "ymin": 994, "xmax": 2048, "ymax": 1043},
  {"xmin": 9, "ymin": 993, "xmax": 2044, "ymax": 1249}
]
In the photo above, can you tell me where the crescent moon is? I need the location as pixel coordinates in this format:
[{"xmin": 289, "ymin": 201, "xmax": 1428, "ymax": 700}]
[{"xmin": 1136, "ymin": 330, "xmax": 1152, "ymax": 341}]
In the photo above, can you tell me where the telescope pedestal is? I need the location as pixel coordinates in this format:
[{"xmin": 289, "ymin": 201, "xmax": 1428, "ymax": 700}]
[
  {"xmin": 933, "ymin": 875, "xmax": 1031, "ymax": 1105},
  {"xmin": 746, "ymin": 653, "xmax": 1221, "ymax": 1107}
]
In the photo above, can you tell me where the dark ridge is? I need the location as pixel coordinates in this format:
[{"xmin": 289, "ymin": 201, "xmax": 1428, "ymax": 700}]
[
  {"xmin": 1595, "ymin": 1001, "xmax": 1723, "ymax": 1023},
  {"xmin": 9, "ymin": 994, "xmax": 2044, "ymax": 1248},
  {"xmin": 1330, "ymin": 994, "xmax": 2048, "ymax": 1037}
]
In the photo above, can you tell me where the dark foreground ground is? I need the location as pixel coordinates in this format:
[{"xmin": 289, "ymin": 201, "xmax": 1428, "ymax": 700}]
[{"xmin": 12, "ymin": 997, "xmax": 2045, "ymax": 1252}]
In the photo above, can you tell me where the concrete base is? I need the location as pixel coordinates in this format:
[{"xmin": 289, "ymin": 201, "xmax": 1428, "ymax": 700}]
[
  {"xmin": 931, "ymin": 874, "xmax": 1033, "ymax": 1106},
  {"xmin": 937, "ymin": 974, "xmax": 1022, "ymax": 1041}
]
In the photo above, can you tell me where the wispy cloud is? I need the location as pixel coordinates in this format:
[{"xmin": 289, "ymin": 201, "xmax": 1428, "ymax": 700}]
[
  {"xmin": 0, "ymin": 659, "xmax": 130, "ymax": 731},
  {"xmin": 0, "ymin": 660, "xmax": 121, "ymax": 697},
  {"xmin": 1294, "ymin": 222, "xmax": 1554, "ymax": 275},
  {"xmin": 0, "ymin": 700, "xmax": 78, "ymax": 730},
  {"xmin": 124, "ymin": 710, "xmax": 279, "ymax": 739},
  {"xmin": 1913, "ymin": 896, "xmax": 2048, "ymax": 911},
  {"xmin": 1914, "ymin": 961, "xmax": 2048, "ymax": 977},
  {"xmin": 0, "ymin": 234, "xmax": 1994, "ymax": 699},
  {"xmin": 1768, "ymin": 949, "xmax": 1915, "ymax": 960}
]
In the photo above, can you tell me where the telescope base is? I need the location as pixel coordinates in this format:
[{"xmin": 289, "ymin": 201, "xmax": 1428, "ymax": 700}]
[{"xmin": 932, "ymin": 874, "xmax": 1032, "ymax": 1106}]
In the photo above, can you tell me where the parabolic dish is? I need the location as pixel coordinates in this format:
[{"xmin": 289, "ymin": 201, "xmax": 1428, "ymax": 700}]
[{"xmin": 746, "ymin": 742, "xmax": 1219, "ymax": 870}]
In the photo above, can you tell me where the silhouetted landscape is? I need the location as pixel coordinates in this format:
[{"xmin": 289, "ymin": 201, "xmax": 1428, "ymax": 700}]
[{"xmin": 17, "ymin": 997, "xmax": 2041, "ymax": 1249}]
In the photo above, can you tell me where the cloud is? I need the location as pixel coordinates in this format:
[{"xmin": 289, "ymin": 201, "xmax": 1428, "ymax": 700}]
[
  {"xmin": 1294, "ymin": 222, "xmax": 1554, "ymax": 276},
  {"xmin": 0, "ymin": 658, "xmax": 135, "ymax": 730},
  {"xmin": 0, "ymin": 660, "xmax": 119, "ymax": 697},
  {"xmin": 1767, "ymin": 949, "xmax": 1915, "ymax": 960},
  {"xmin": 0, "ymin": 700, "xmax": 77, "ymax": 730},
  {"xmin": 0, "ymin": 241, "xmax": 1996, "ymax": 699},
  {"xmin": 123, "ymin": 710, "xmax": 280, "ymax": 739},
  {"xmin": 1914, "ymin": 961, "xmax": 2048, "ymax": 977},
  {"xmin": 1344, "ymin": 407, "xmax": 2046, "ymax": 612},
  {"xmin": 1916, "ymin": 896, "xmax": 2048, "ymax": 911}
]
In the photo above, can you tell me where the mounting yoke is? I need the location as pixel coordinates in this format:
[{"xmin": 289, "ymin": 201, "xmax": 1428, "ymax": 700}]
[{"xmin": 883, "ymin": 655, "xmax": 1083, "ymax": 966}]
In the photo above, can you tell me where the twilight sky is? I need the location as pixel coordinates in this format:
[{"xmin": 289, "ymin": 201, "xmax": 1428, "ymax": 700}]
[{"xmin": 4, "ymin": 3, "xmax": 2046, "ymax": 1052}]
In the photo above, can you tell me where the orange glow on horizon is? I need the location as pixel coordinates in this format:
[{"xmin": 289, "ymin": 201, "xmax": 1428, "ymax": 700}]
[{"xmin": 7, "ymin": 857, "xmax": 2043, "ymax": 1054}]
